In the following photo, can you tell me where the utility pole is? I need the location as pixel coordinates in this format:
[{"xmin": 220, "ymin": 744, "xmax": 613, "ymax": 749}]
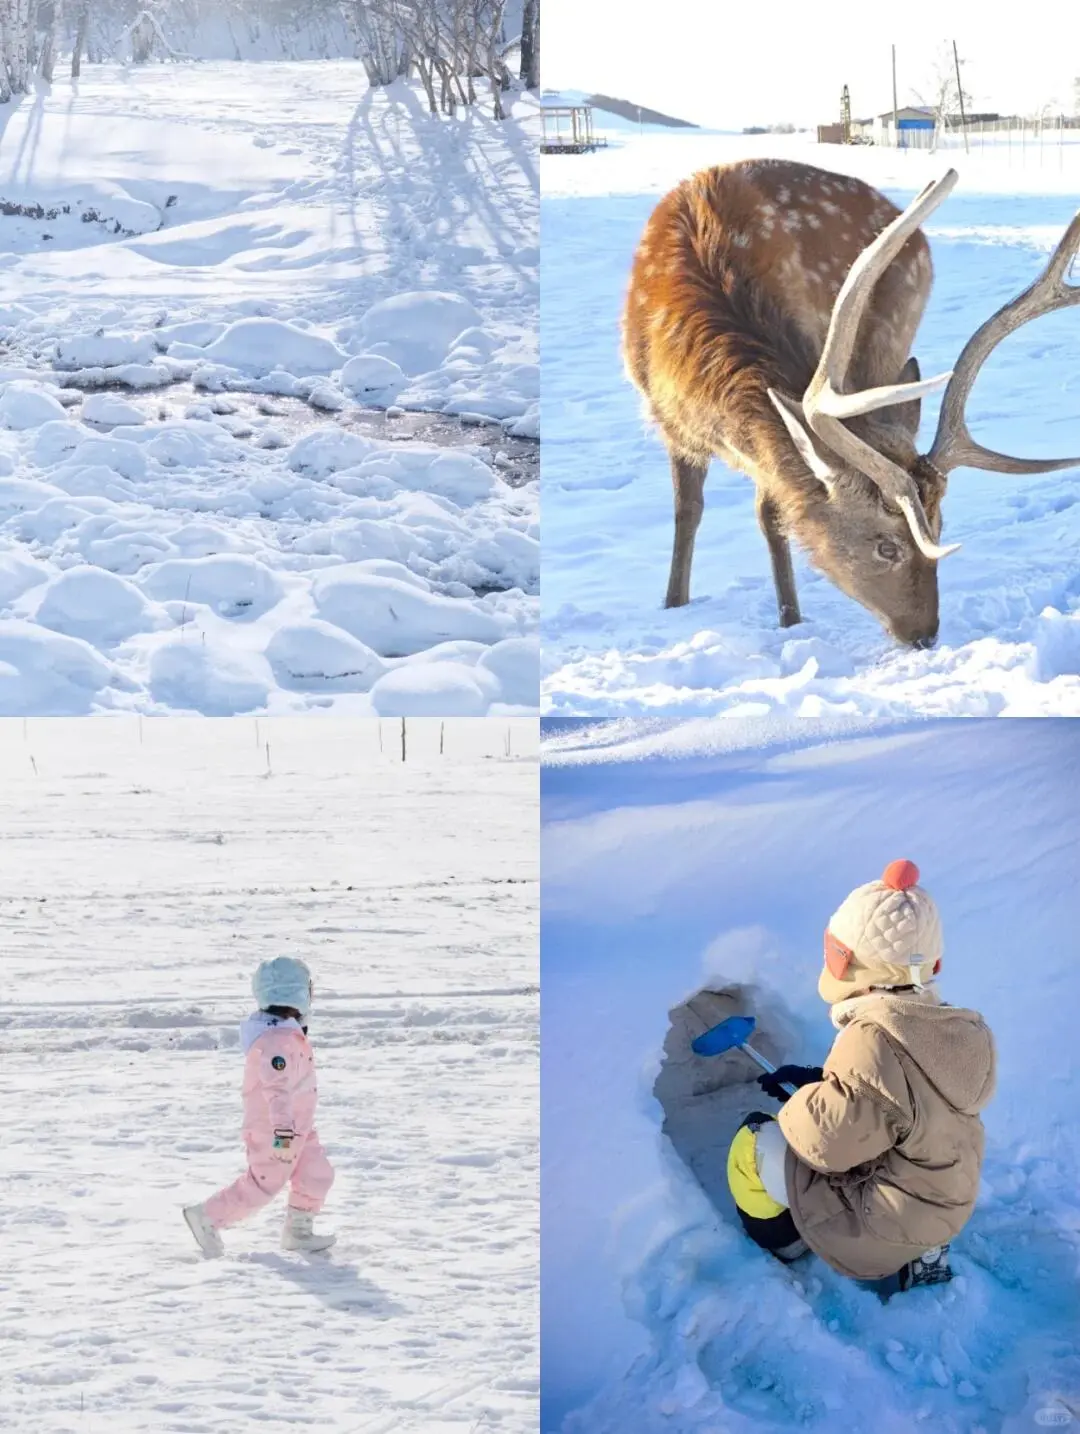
[
  {"xmin": 891, "ymin": 44, "xmax": 899, "ymax": 148},
  {"xmin": 953, "ymin": 40, "xmax": 969, "ymax": 153},
  {"xmin": 840, "ymin": 83, "xmax": 851, "ymax": 144}
]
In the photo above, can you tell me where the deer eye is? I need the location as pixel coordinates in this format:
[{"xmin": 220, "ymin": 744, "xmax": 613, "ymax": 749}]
[{"xmin": 876, "ymin": 537, "xmax": 901, "ymax": 562}]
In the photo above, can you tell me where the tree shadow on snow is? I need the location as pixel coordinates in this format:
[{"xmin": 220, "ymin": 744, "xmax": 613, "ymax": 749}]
[
  {"xmin": 245, "ymin": 1250, "xmax": 405, "ymax": 1318},
  {"xmin": 345, "ymin": 85, "xmax": 536, "ymax": 293}
]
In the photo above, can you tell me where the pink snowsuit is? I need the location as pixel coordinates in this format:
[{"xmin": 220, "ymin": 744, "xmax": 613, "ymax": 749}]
[{"xmin": 204, "ymin": 1012, "xmax": 334, "ymax": 1229}]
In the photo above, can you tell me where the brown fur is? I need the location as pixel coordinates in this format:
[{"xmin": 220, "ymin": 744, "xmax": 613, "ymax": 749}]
[{"xmin": 623, "ymin": 159, "xmax": 946, "ymax": 644}]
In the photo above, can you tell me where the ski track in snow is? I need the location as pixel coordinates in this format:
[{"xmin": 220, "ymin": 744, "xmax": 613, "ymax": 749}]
[
  {"xmin": 1, "ymin": 719, "xmax": 538, "ymax": 1434},
  {"xmin": 0, "ymin": 64, "xmax": 539, "ymax": 715},
  {"xmin": 541, "ymin": 132, "xmax": 1080, "ymax": 717},
  {"xmin": 540, "ymin": 716, "xmax": 1080, "ymax": 1434}
]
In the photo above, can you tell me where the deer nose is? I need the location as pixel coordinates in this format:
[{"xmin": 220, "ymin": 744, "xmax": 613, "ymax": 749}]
[{"xmin": 888, "ymin": 622, "xmax": 938, "ymax": 649}]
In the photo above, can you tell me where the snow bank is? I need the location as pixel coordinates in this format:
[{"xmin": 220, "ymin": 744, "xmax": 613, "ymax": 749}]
[
  {"xmin": 541, "ymin": 718, "xmax": 1080, "ymax": 1434},
  {"xmin": 55, "ymin": 333, "xmax": 158, "ymax": 370},
  {"xmin": 148, "ymin": 638, "xmax": 272, "ymax": 714},
  {"xmin": 201, "ymin": 318, "xmax": 349, "ymax": 378},
  {"xmin": 0, "ymin": 382, "xmax": 67, "ymax": 430},
  {"xmin": 351, "ymin": 291, "xmax": 483, "ymax": 375},
  {"xmin": 311, "ymin": 568, "xmax": 506, "ymax": 656}
]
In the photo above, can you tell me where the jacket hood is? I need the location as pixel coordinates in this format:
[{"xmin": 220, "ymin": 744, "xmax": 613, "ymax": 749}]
[
  {"xmin": 837, "ymin": 990, "xmax": 995, "ymax": 1116},
  {"xmin": 240, "ymin": 1010, "xmax": 305, "ymax": 1053}
]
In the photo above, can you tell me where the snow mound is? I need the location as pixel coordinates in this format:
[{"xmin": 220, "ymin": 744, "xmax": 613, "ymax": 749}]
[
  {"xmin": 1030, "ymin": 607, "xmax": 1080, "ymax": 682},
  {"xmin": 148, "ymin": 639, "xmax": 271, "ymax": 714},
  {"xmin": 311, "ymin": 568, "xmax": 506, "ymax": 656},
  {"xmin": 54, "ymin": 333, "xmax": 158, "ymax": 370},
  {"xmin": 288, "ymin": 428, "xmax": 377, "ymax": 477},
  {"xmin": 201, "ymin": 318, "xmax": 348, "ymax": 377},
  {"xmin": 81, "ymin": 394, "xmax": 148, "ymax": 427},
  {"xmin": 138, "ymin": 555, "xmax": 285, "ymax": 619},
  {"xmin": 265, "ymin": 620, "xmax": 386, "ymax": 692},
  {"xmin": 368, "ymin": 660, "xmax": 497, "ymax": 716},
  {"xmin": 0, "ymin": 382, "xmax": 67, "ymax": 430},
  {"xmin": 478, "ymin": 636, "xmax": 540, "ymax": 708},
  {"xmin": 340, "ymin": 353, "xmax": 406, "ymax": 401},
  {"xmin": 33, "ymin": 568, "xmax": 163, "ymax": 645},
  {"xmin": 353, "ymin": 291, "xmax": 484, "ymax": 375},
  {"xmin": 0, "ymin": 551, "xmax": 49, "ymax": 604},
  {"xmin": 0, "ymin": 619, "xmax": 115, "ymax": 713}
]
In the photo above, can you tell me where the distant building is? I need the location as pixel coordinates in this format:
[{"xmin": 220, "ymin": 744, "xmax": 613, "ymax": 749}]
[{"xmin": 876, "ymin": 106, "xmax": 936, "ymax": 147}]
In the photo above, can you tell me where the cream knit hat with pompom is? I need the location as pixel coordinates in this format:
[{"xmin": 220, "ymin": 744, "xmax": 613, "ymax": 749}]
[{"xmin": 819, "ymin": 859, "xmax": 943, "ymax": 1005}]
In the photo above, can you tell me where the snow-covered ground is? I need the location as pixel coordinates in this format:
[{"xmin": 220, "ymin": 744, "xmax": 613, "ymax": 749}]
[
  {"xmin": 0, "ymin": 63, "xmax": 539, "ymax": 714},
  {"xmin": 541, "ymin": 131, "xmax": 1080, "ymax": 716},
  {"xmin": 1, "ymin": 717, "xmax": 538, "ymax": 1434},
  {"xmin": 541, "ymin": 716, "xmax": 1080, "ymax": 1434}
]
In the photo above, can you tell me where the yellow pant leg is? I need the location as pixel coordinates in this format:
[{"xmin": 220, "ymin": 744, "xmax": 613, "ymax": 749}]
[{"xmin": 727, "ymin": 1124, "xmax": 786, "ymax": 1220}]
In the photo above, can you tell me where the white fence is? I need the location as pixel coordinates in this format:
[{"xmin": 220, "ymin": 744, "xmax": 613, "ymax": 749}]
[{"xmin": 891, "ymin": 118, "xmax": 1080, "ymax": 167}]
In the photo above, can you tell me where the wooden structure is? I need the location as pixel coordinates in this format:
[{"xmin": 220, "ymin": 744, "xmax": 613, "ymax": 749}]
[{"xmin": 541, "ymin": 103, "xmax": 606, "ymax": 154}]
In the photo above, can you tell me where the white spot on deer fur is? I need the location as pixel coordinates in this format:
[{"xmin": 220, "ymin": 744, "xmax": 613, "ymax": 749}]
[
  {"xmin": 806, "ymin": 214, "xmax": 822, "ymax": 229},
  {"xmin": 759, "ymin": 203, "xmax": 776, "ymax": 219},
  {"xmin": 782, "ymin": 211, "xmax": 803, "ymax": 232},
  {"xmin": 777, "ymin": 186, "xmax": 791, "ymax": 203},
  {"xmin": 732, "ymin": 232, "xmax": 751, "ymax": 247},
  {"xmin": 820, "ymin": 182, "xmax": 833, "ymax": 195}
]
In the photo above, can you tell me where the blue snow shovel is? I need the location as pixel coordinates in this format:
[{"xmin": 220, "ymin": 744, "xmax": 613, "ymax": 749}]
[{"xmin": 690, "ymin": 1015, "xmax": 797, "ymax": 1096}]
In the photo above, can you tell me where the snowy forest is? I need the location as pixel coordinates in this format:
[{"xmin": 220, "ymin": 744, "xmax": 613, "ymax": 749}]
[{"xmin": 0, "ymin": 0, "xmax": 539, "ymax": 113}]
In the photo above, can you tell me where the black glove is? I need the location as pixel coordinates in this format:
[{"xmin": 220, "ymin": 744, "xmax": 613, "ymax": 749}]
[{"xmin": 756, "ymin": 1064, "xmax": 824, "ymax": 1103}]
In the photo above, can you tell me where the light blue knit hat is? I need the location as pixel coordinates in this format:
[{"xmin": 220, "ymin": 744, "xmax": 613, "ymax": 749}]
[{"xmin": 252, "ymin": 956, "xmax": 313, "ymax": 1017}]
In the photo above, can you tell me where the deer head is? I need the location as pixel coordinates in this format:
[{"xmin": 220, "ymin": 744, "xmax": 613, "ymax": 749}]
[{"xmin": 765, "ymin": 171, "xmax": 1080, "ymax": 647}]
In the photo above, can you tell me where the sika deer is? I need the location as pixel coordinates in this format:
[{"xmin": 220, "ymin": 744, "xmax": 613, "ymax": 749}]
[{"xmin": 622, "ymin": 160, "xmax": 1080, "ymax": 646}]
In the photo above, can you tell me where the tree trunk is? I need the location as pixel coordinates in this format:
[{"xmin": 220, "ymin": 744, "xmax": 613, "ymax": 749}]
[
  {"xmin": 71, "ymin": 3, "xmax": 89, "ymax": 78},
  {"xmin": 520, "ymin": 0, "xmax": 538, "ymax": 89}
]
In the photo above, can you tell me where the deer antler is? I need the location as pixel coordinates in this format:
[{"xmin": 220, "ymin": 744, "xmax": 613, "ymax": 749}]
[
  {"xmin": 801, "ymin": 171, "xmax": 961, "ymax": 560},
  {"xmin": 927, "ymin": 211, "xmax": 1080, "ymax": 475}
]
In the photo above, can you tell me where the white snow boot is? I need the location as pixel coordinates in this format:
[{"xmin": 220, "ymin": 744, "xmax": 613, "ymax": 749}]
[
  {"xmin": 183, "ymin": 1204, "xmax": 224, "ymax": 1258},
  {"xmin": 282, "ymin": 1206, "xmax": 335, "ymax": 1253}
]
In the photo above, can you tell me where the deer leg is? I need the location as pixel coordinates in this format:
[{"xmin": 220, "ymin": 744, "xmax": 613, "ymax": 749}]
[
  {"xmin": 756, "ymin": 493, "xmax": 801, "ymax": 628},
  {"xmin": 665, "ymin": 454, "xmax": 707, "ymax": 609}
]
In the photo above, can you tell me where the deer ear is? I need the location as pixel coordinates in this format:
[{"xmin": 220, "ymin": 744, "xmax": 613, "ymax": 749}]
[
  {"xmin": 893, "ymin": 356, "xmax": 923, "ymax": 436},
  {"xmin": 768, "ymin": 389, "xmax": 836, "ymax": 492}
]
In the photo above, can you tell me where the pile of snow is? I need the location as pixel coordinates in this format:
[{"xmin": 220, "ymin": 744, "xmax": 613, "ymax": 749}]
[
  {"xmin": 0, "ymin": 398, "xmax": 538, "ymax": 714},
  {"xmin": 541, "ymin": 128, "xmax": 1080, "ymax": 717},
  {"xmin": 200, "ymin": 317, "xmax": 349, "ymax": 377},
  {"xmin": 3, "ymin": 720, "xmax": 538, "ymax": 1433},
  {"xmin": 541, "ymin": 717, "xmax": 1080, "ymax": 1434},
  {"xmin": 350, "ymin": 291, "xmax": 484, "ymax": 375}
]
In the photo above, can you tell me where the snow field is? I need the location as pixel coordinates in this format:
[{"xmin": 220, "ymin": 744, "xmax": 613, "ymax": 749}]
[
  {"xmin": 540, "ymin": 717, "xmax": 1080, "ymax": 1434},
  {"xmin": 1, "ymin": 717, "xmax": 538, "ymax": 1434},
  {"xmin": 541, "ymin": 131, "xmax": 1080, "ymax": 716},
  {"xmin": 0, "ymin": 63, "xmax": 539, "ymax": 712}
]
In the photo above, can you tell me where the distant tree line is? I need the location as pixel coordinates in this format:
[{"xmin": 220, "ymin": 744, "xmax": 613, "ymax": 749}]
[{"xmin": 0, "ymin": 0, "xmax": 538, "ymax": 113}]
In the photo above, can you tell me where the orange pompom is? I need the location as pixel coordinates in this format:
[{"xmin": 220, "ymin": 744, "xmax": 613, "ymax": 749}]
[{"xmin": 882, "ymin": 859, "xmax": 920, "ymax": 891}]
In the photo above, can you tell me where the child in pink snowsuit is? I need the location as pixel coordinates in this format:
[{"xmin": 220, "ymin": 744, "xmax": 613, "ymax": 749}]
[{"xmin": 184, "ymin": 956, "xmax": 335, "ymax": 1258}]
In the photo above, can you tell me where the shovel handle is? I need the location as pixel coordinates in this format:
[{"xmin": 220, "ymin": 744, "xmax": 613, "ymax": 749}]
[{"xmin": 738, "ymin": 1040, "xmax": 797, "ymax": 1098}]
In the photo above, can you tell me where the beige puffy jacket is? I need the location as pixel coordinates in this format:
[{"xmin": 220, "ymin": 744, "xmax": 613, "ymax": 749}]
[{"xmin": 779, "ymin": 990, "xmax": 996, "ymax": 1280}]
